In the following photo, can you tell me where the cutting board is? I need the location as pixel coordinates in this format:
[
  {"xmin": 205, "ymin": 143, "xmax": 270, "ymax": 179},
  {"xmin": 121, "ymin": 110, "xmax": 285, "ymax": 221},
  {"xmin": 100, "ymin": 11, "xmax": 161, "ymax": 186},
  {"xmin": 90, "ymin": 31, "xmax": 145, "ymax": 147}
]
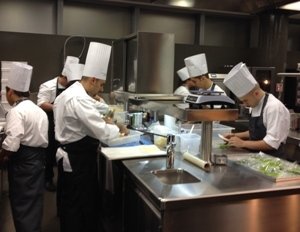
[{"xmin": 101, "ymin": 144, "xmax": 166, "ymax": 160}]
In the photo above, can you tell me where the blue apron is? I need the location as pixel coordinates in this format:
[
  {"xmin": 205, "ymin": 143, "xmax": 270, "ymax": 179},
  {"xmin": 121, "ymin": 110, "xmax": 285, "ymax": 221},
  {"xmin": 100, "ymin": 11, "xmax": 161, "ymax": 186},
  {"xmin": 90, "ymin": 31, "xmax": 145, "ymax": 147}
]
[{"xmin": 249, "ymin": 93, "xmax": 284, "ymax": 157}]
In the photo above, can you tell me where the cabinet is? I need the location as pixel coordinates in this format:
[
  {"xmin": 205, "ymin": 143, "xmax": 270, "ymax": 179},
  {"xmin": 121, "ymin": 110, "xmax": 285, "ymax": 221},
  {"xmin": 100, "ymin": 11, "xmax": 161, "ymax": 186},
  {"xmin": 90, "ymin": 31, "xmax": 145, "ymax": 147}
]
[{"xmin": 123, "ymin": 174, "xmax": 161, "ymax": 232}]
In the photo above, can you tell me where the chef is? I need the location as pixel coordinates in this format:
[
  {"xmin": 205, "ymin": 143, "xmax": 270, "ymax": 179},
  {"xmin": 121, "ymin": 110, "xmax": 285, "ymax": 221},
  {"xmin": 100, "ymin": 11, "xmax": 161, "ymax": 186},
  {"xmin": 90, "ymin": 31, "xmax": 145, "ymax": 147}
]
[
  {"xmin": 174, "ymin": 67, "xmax": 195, "ymax": 96},
  {"xmin": 53, "ymin": 41, "xmax": 128, "ymax": 232},
  {"xmin": 0, "ymin": 62, "xmax": 48, "ymax": 232},
  {"xmin": 37, "ymin": 56, "xmax": 79, "ymax": 192},
  {"xmin": 65, "ymin": 62, "xmax": 84, "ymax": 87},
  {"xmin": 174, "ymin": 66, "xmax": 195, "ymax": 109},
  {"xmin": 66, "ymin": 62, "xmax": 110, "ymax": 115},
  {"xmin": 184, "ymin": 53, "xmax": 226, "ymax": 94},
  {"xmin": 223, "ymin": 62, "xmax": 290, "ymax": 158}
]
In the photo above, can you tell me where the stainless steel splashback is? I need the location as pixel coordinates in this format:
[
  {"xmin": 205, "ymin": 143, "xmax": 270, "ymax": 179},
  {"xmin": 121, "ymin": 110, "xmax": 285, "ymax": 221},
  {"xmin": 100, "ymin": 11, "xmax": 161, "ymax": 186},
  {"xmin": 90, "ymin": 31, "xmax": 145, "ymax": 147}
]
[{"xmin": 112, "ymin": 32, "xmax": 175, "ymax": 94}]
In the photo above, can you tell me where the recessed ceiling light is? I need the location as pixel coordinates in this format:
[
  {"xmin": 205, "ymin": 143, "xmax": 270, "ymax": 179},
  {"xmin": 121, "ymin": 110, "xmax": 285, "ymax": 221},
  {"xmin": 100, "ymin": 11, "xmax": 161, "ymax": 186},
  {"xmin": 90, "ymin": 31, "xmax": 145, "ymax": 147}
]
[
  {"xmin": 169, "ymin": 0, "xmax": 195, "ymax": 8},
  {"xmin": 280, "ymin": 1, "xmax": 300, "ymax": 11}
]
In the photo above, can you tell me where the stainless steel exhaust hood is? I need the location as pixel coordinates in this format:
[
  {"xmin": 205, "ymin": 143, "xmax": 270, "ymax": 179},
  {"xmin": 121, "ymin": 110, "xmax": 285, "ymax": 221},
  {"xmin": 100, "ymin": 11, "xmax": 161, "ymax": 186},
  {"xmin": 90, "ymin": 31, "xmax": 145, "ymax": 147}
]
[{"xmin": 111, "ymin": 32, "xmax": 175, "ymax": 94}]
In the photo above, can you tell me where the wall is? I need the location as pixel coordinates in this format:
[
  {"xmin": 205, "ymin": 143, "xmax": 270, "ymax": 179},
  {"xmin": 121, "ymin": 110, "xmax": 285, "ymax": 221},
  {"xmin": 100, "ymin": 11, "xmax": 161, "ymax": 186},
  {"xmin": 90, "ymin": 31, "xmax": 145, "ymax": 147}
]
[
  {"xmin": 0, "ymin": 0, "xmax": 299, "ymax": 95},
  {"xmin": 0, "ymin": 0, "xmax": 56, "ymax": 34},
  {"xmin": 62, "ymin": 3, "xmax": 132, "ymax": 39},
  {"xmin": 0, "ymin": 32, "xmax": 113, "ymax": 92}
]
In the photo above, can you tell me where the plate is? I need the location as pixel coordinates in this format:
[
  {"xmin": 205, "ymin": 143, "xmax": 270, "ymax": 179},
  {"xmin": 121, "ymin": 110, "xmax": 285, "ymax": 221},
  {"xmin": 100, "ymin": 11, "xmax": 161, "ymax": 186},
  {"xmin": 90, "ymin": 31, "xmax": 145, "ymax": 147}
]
[{"xmin": 218, "ymin": 133, "xmax": 229, "ymax": 142}]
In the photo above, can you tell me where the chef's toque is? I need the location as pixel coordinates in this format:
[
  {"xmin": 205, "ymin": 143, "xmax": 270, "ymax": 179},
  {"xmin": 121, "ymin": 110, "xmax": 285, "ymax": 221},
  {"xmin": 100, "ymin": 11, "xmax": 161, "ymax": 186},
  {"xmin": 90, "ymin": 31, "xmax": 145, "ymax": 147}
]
[
  {"xmin": 66, "ymin": 63, "xmax": 84, "ymax": 82},
  {"xmin": 8, "ymin": 62, "xmax": 32, "ymax": 92},
  {"xmin": 177, "ymin": 67, "xmax": 190, "ymax": 81},
  {"xmin": 83, "ymin": 42, "xmax": 112, "ymax": 80},
  {"xmin": 62, "ymin": 56, "xmax": 79, "ymax": 76},
  {"xmin": 224, "ymin": 62, "xmax": 258, "ymax": 98},
  {"xmin": 184, "ymin": 53, "xmax": 208, "ymax": 78}
]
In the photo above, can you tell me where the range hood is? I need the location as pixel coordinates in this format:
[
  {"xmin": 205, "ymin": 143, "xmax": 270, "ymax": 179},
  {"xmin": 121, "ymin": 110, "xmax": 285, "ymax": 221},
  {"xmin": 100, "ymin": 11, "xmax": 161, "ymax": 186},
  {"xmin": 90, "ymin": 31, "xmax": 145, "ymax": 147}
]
[{"xmin": 111, "ymin": 32, "xmax": 175, "ymax": 94}]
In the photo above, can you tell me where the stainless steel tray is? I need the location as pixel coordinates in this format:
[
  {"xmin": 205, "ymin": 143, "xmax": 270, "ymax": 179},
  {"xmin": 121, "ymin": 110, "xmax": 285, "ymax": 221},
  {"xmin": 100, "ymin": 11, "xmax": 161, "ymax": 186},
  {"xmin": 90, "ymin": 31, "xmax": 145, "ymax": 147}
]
[{"xmin": 229, "ymin": 152, "xmax": 300, "ymax": 182}]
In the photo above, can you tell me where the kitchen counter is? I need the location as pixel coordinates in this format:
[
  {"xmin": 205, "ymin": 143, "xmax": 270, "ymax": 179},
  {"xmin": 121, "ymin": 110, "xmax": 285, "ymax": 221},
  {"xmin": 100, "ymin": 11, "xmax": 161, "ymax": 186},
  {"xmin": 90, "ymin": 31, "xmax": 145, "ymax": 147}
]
[
  {"xmin": 122, "ymin": 148, "xmax": 300, "ymax": 232},
  {"xmin": 122, "ymin": 150, "xmax": 300, "ymax": 207}
]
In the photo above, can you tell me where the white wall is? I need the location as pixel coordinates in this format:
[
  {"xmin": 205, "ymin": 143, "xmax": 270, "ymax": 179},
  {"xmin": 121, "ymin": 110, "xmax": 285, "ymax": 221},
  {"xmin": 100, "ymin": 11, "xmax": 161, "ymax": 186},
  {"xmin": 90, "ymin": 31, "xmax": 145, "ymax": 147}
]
[{"xmin": 0, "ymin": 0, "xmax": 55, "ymax": 34}]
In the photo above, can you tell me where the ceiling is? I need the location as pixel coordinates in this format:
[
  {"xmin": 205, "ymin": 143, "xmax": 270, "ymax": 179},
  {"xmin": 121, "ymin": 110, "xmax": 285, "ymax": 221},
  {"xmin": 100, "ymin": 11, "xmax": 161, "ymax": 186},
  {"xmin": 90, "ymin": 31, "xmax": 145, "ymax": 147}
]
[{"xmin": 67, "ymin": 0, "xmax": 300, "ymax": 16}]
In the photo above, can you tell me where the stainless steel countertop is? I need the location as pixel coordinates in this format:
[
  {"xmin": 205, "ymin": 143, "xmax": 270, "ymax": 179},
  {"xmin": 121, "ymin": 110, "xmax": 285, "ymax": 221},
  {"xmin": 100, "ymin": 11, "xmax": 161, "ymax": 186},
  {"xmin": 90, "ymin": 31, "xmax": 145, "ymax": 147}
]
[{"xmin": 122, "ymin": 148, "xmax": 300, "ymax": 208}]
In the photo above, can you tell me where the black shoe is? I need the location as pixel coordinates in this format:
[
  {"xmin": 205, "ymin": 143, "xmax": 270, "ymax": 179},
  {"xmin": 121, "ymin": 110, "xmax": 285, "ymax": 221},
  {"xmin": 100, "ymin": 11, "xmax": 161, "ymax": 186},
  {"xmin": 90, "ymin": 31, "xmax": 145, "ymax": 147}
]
[{"xmin": 45, "ymin": 181, "xmax": 57, "ymax": 192}]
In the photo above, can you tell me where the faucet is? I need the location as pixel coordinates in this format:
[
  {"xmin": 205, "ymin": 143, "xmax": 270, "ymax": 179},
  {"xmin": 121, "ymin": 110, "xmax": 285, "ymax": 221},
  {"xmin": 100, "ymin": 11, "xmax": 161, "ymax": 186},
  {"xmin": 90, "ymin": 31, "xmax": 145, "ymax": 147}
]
[{"xmin": 166, "ymin": 134, "xmax": 176, "ymax": 169}]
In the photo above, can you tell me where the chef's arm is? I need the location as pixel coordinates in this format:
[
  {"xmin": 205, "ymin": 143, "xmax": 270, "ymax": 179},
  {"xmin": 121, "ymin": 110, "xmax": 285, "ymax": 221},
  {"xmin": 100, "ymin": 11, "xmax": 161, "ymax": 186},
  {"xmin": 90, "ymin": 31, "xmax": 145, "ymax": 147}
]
[
  {"xmin": 39, "ymin": 102, "xmax": 53, "ymax": 112},
  {"xmin": 224, "ymin": 130, "xmax": 249, "ymax": 140},
  {"xmin": 102, "ymin": 115, "xmax": 129, "ymax": 135},
  {"xmin": 228, "ymin": 136, "xmax": 273, "ymax": 151},
  {"xmin": 116, "ymin": 123, "xmax": 129, "ymax": 135}
]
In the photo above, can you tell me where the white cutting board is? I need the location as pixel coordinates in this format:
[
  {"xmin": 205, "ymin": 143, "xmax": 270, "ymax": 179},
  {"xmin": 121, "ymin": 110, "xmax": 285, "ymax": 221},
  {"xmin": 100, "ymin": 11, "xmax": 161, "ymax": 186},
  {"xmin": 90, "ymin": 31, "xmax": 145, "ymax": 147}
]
[{"xmin": 101, "ymin": 144, "xmax": 166, "ymax": 160}]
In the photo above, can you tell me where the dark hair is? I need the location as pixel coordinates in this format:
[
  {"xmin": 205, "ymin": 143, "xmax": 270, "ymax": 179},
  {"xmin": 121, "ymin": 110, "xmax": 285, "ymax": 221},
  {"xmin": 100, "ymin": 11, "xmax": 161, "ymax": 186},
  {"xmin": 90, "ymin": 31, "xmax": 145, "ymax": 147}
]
[{"xmin": 6, "ymin": 86, "xmax": 30, "ymax": 98}]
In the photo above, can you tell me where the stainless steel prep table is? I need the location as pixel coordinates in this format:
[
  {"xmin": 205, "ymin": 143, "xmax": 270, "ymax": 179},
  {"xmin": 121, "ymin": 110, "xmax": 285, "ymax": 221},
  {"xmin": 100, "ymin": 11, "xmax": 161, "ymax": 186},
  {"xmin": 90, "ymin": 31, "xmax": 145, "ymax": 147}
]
[{"xmin": 121, "ymin": 149, "xmax": 300, "ymax": 232}]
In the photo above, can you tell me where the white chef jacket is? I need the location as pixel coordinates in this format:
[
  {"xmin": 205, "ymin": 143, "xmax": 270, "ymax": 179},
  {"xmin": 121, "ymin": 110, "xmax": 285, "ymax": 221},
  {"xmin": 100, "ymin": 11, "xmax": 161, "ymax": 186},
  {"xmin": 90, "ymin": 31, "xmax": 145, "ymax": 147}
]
[
  {"xmin": 37, "ymin": 77, "xmax": 65, "ymax": 106},
  {"xmin": 250, "ymin": 93, "xmax": 290, "ymax": 149},
  {"xmin": 53, "ymin": 81, "xmax": 119, "ymax": 145},
  {"xmin": 173, "ymin": 85, "xmax": 190, "ymax": 109},
  {"xmin": 94, "ymin": 99, "xmax": 109, "ymax": 115},
  {"xmin": 174, "ymin": 85, "xmax": 190, "ymax": 96},
  {"xmin": 2, "ymin": 100, "xmax": 49, "ymax": 152}
]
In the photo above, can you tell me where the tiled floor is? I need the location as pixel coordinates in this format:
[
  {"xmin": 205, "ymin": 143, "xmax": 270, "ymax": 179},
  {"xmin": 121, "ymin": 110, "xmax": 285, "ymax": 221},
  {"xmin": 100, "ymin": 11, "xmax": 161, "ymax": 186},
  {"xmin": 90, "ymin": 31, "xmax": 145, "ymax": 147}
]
[{"xmin": 0, "ymin": 169, "xmax": 60, "ymax": 232}]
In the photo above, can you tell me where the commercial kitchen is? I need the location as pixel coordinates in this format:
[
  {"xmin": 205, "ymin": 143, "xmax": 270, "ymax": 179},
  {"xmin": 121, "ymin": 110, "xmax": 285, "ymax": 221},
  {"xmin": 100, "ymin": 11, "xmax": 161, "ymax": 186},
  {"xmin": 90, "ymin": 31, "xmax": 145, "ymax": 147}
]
[{"xmin": 1, "ymin": 0, "xmax": 300, "ymax": 232}]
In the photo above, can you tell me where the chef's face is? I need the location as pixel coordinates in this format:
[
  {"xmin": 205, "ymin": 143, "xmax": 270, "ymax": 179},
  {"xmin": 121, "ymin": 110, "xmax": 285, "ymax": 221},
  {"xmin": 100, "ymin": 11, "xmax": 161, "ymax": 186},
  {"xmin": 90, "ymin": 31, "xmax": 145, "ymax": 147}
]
[
  {"xmin": 192, "ymin": 76, "xmax": 205, "ymax": 89},
  {"xmin": 5, "ymin": 87, "xmax": 14, "ymax": 106},
  {"xmin": 59, "ymin": 75, "xmax": 68, "ymax": 87},
  {"xmin": 239, "ymin": 90, "xmax": 258, "ymax": 107},
  {"xmin": 92, "ymin": 78, "xmax": 105, "ymax": 96}
]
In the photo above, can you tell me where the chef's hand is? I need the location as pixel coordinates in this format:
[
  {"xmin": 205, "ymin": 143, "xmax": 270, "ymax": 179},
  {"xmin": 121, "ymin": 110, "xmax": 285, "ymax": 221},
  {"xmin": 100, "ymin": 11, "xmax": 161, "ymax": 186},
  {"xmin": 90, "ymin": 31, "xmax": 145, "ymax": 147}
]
[
  {"xmin": 117, "ymin": 123, "xmax": 129, "ymax": 136},
  {"xmin": 103, "ymin": 116, "xmax": 114, "ymax": 124},
  {"xmin": 227, "ymin": 136, "xmax": 245, "ymax": 148},
  {"xmin": 223, "ymin": 133, "xmax": 235, "ymax": 140}
]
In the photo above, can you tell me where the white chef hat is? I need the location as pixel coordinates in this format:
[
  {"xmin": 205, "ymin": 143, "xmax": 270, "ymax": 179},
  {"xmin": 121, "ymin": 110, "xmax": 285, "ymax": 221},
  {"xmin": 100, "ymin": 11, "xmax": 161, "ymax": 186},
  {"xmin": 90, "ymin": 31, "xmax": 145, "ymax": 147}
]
[
  {"xmin": 184, "ymin": 53, "xmax": 208, "ymax": 78},
  {"xmin": 66, "ymin": 63, "xmax": 84, "ymax": 82},
  {"xmin": 83, "ymin": 42, "xmax": 112, "ymax": 80},
  {"xmin": 177, "ymin": 67, "xmax": 190, "ymax": 81},
  {"xmin": 8, "ymin": 62, "xmax": 32, "ymax": 92},
  {"xmin": 61, "ymin": 56, "xmax": 79, "ymax": 76},
  {"xmin": 224, "ymin": 62, "xmax": 258, "ymax": 98}
]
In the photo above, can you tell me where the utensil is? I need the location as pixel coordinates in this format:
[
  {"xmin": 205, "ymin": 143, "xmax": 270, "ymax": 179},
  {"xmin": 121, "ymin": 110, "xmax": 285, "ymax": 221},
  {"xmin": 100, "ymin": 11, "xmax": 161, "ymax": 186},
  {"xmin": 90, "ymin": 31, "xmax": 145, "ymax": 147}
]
[
  {"xmin": 189, "ymin": 124, "xmax": 195, "ymax": 134},
  {"xmin": 218, "ymin": 133, "xmax": 229, "ymax": 142}
]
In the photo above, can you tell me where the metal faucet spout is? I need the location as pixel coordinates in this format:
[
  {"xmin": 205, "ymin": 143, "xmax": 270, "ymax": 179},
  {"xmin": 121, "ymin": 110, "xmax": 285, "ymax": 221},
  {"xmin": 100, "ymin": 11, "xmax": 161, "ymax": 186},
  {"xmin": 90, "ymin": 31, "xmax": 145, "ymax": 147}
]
[{"xmin": 166, "ymin": 134, "xmax": 176, "ymax": 169}]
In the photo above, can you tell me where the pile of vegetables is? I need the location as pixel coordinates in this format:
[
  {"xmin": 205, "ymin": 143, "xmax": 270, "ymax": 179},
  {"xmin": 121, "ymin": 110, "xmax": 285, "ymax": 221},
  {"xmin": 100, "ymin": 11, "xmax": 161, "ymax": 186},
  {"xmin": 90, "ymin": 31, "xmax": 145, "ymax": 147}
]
[{"xmin": 236, "ymin": 153, "xmax": 300, "ymax": 180}]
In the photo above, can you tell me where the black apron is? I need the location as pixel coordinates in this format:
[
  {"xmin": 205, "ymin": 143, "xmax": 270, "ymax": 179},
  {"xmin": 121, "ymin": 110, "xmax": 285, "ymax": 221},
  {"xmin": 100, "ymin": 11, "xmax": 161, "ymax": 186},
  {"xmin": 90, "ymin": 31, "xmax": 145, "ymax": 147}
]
[
  {"xmin": 8, "ymin": 144, "xmax": 46, "ymax": 232},
  {"xmin": 211, "ymin": 83, "xmax": 216, "ymax": 91},
  {"xmin": 45, "ymin": 79, "xmax": 65, "ymax": 182},
  {"xmin": 249, "ymin": 93, "xmax": 284, "ymax": 157},
  {"xmin": 59, "ymin": 136, "xmax": 100, "ymax": 232}
]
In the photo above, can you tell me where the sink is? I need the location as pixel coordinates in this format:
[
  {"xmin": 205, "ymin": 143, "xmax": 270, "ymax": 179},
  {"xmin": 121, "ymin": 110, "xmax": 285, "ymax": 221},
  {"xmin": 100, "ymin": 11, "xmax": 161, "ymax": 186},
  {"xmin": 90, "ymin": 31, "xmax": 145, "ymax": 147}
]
[{"xmin": 151, "ymin": 168, "xmax": 201, "ymax": 185}]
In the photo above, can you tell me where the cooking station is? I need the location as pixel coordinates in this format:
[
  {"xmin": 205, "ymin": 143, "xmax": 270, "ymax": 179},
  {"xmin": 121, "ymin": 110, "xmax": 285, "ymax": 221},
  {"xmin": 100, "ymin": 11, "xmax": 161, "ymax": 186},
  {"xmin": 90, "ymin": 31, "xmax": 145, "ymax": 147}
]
[
  {"xmin": 121, "ymin": 149, "xmax": 300, "ymax": 232},
  {"xmin": 98, "ymin": 92, "xmax": 300, "ymax": 232}
]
